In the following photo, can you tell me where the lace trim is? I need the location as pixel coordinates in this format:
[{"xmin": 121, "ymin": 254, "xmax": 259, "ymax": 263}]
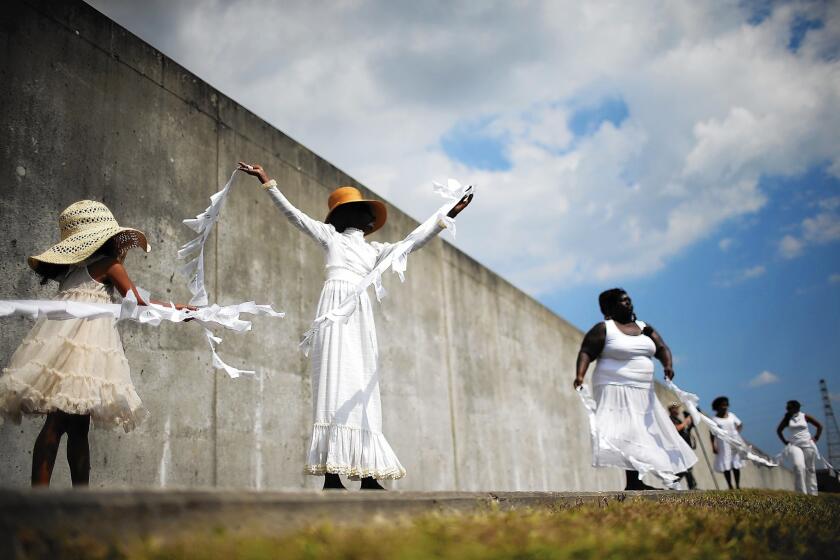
[
  {"xmin": 16, "ymin": 335, "xmax": 129, "ymax": 362},
  {"xmin": 0, "ymin": 369, "xmax": 147, "ymax": 432},
  {"xmin": 305, "ymin": 423, "xmax": 407, "ymax": 480},
  {"xmin": 304, "ymin": 463, "xmax": 407, "ymax": 480}
]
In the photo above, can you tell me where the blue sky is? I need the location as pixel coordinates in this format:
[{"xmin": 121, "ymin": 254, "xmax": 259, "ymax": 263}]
[{"xmin": 87, "ymin": 0, "xmax": 840, "ymax": 458}]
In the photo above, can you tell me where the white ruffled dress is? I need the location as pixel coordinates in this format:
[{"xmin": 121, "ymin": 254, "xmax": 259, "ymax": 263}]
[
  {"xmin": 265, "ymin": 185, "xmax": 445, "ymax": 480},
  {"xmin": 0, "ymin": 263, "xmax": 147, "ymax": 431},
  {"xmin": 712, "ymin": 412, "xmax": 744, "ymax": 472},
  {"xmin": 591, "ymin": 320, "xmax": 697, "ymax": 477}
]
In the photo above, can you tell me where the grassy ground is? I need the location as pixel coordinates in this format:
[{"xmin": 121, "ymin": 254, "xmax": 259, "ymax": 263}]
[{"xmin": 54, "ymin": 491, "xmax": 840, "ymax": 560}]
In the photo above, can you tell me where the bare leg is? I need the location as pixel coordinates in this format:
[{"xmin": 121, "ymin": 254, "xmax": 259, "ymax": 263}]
[
  {"xmin": 66, "ymin": 414, "xmax": 91, "ymax": 487},
  {"xmin": 360, "ymin": 477, "xmax": 385, "ymax": 490},
  {"xmin": 323, "ymin": 473, "xmax": 346, "ymax": 490},
  {"xmin": 722, "ymin": 470, "xmax": 733, "ymax": 489},
  {"xmin": 733, "ymin": 468, "xmax": 740, "ymax": 490},
  {"xmin": 31, "ymin": 412, "xmax": 68, "ymax": 487}
]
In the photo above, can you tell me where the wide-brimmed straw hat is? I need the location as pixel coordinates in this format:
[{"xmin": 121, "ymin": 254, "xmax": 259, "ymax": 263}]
[
  {"xmin": 325, "ymin": 186, "xmax": 387, "ymax": 236},
  {"xmin": 28, "ymin": 200, "xmax": 150, "ymax": 272}
]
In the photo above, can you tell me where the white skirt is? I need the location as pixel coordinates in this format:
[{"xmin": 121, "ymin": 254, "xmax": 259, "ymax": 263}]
[
  {"xmin": 0, "ymin": 314, "xmax": 147, "ymax": 432},
  {"xmin": 593, "ymin": 383, "xmax": 697, "ymax": 475},
  {"xmin": 713, "ymin": 438, "xmax": 744, "ymax": 472},
  {"xmin": 304, "ymin": 279, "xmax": 405, "ymax": 480}
]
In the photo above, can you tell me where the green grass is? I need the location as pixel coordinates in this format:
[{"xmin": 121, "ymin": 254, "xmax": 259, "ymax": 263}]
[{"xmin": 59, "ymin": 491, "xmax": 840, "ymax": 560}]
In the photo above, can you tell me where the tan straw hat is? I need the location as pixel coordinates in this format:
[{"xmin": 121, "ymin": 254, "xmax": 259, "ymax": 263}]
[
  {"xmin": 28, "ymin": 200, "xmax": 150, "ymax": 272},
  {"xmin": 325, "ymin": 186, "xmax": 387, "ymax": 236}
]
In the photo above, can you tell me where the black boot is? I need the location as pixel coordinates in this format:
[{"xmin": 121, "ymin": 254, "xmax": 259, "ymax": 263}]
[
  {"xmin": 323, "ymin": 473, "xmax": 347, "ymax": 490},
  {"xmin": 625, "ymin": 470, "xmax": 657, "ymax": 490},
  {"xmin": 360, "ymin": 476, "xmax": 385, "ymax": 490}
]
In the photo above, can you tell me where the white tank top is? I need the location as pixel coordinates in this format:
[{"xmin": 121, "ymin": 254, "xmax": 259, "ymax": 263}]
[
  {"xmin": 786, "ymin": 412, "xmax": 815, "ymax": 448},
  {"xmin": 592, "ymin": 319, "xmax": 656, "ymax": 388}
]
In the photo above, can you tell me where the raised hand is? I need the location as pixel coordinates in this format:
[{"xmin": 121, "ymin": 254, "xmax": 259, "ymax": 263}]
[
  {"xmin": 447, "ymin": 193, "xmax": 474, "ymax": 218},
  {"xmin": 238, "ymin": 161, "xmax": 270, "ymax": 184}
]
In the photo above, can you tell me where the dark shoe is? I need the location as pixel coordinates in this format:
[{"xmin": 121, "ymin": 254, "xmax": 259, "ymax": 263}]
[
  {"xmin": 323, "ymin": 473, "xmax": 347, "ymax": 490},
  {"xmin": 360, "ymin": 477, "xmax": 385, "ymax": 490}
]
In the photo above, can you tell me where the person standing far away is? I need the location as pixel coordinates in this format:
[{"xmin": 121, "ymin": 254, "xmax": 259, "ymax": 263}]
[
  {"xmin": 573, "ymin": 288, "xmax": 697, "ymax": 490},
  {"xmin": 238, "ymin": 162, "xmax": 472, "ymax": 490},
  {"xmin": 668, "ymin": 402, "xmax": 697, "ymax": 489},
  {"xmin": 710, "ymin": 396, "xmax": 743, "ymax": 490},
  {"xmin": 0, "ymin": 201, "xmax": 194, "ymax": 487},
  {"xmin": 777, "ymin": 400, "xmax": 822, "ymax": 495}
]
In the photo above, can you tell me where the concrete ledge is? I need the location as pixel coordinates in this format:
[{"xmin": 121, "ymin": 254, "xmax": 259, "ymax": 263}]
[{"xmin": 0, "ymin": 488, "xmax": 675, "ymax": 554}]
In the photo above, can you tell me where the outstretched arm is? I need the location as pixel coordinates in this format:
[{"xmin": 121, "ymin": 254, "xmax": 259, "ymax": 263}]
[
  {"xmin": 92, "ymin": 258, "xmax": 192, "ymax": 309},
  {"xmin": 644, "ymin": 324, "xmax": 675, "ymax": 380},
  {"xmin": 574, "ymin": 322, "xmax": 606, "ymax": 389},
  {"xmin": 373, "ymin": 193, "xmax": 473, "ymax": 259},
  {"xmin": 238, "ymin": 162, "xmax": 334, "ymax": 247}
]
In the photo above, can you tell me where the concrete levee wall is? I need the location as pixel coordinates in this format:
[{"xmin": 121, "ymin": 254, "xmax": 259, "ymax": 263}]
[{"xmin": 0, "ymin": 0, "xmax": 794, "ymax": 492}]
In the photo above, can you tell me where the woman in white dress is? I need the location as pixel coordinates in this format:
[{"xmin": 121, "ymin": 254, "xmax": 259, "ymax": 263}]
[
  {"xmin": 574, "ymin": 288, "xmax": 697, "ymax": 490},
  {"xmin": 777, "ymin": 400, "xmax": 822, "ymax": 495},
  {"xmin": 710, "ymin": 396, "xmax": 743, "ymax": 489},
  {"xmin": 238, "ymin": 162, "xmax": 472, "ymax": 490}
]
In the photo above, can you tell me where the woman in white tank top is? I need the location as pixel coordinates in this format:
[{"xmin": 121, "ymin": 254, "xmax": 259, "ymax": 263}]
[
  {"xmin": 776, "ymin": 400, "xmax": 822, "ymax": 495},
  {"xmin": 574, "ymin": 288, "xmax": 697, "ymax": 490}
]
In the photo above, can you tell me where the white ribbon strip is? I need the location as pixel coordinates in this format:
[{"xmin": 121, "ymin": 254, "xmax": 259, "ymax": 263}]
[
  {"xmin": 176, "ymin": 165, "xmax": 292, "ymax": 377},
  {"xmin": 665, "ymin": 380, "xmax": 778, "ymax": 468},
  {"xmin": 0, "ymin": 296, "xmax": 285, "ymax": 379},
  {"xmin": 576, "ymin": 385, "xmax": 680, "ymax": 488},
  {"xmin": 299, "ymin": 179, "xmax": 473, "ymax": 356},
  {"xmin": 178, "ymin": 169, "xmax": 241, "ymax": 306}
]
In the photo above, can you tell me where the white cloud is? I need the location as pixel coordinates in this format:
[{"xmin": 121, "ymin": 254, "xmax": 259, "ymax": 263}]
[
  {"xmin": 87, "ymin": 0, "xmax": 840, "ymax": 295},
  {"xmin": 749, "ymin": 370, "xmax": 781, "ymax": 387},
  {"xmin": 718, "ymin": 238, "xmax": 734, "ymax": 251},
  {"xmin": 714, "ymin": 265, "xmax": 766, "ymax": 287},
  {"xmin": 802, "ymin": 211, "xmax": 840, "ymax": 243},
  {"xmin": 779, "ymin": 200, "xmax": 840, "ymax": 258},
  {"xmin": 779, "ymin": 234, "xmax": 804, "ymax": 259}
]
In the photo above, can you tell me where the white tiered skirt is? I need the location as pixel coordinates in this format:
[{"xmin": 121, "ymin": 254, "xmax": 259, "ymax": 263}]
[
  {"xmin": 592, "ymin": 382, "xmax": 697, "ymax": 475},
  {"xmin": 305, "ymin": 278, "xmax": 405, "ymax": 480},
  {"xmin": 0, "ymin": 292, "xmax": 146, "ymax": 432},
  {"xmin": 713, "ymin": 437, "xmax": 744, "ymax": 472}
]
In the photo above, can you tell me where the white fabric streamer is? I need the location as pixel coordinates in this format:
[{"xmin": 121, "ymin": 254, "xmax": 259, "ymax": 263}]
[
  {"xmin": 178, "ymin": 169, "xmax": 241, "ymax": 306},
  {"xmin": 176, "ymin": 166, "xmax": 293, "ymax": 377},
  {"xmin": 576, "ymin": 385, "xmax": 681, "ymax": 488},
  {"xmin": 0, "ymin": 296, "xmax": 284, "ymax": 379},
  {"xmin": 299, "ymin": 179, "xmax": 473, "ymax": 355},
  {"xmin": 665, "ymin": 380, "xmax": 778, "ymax": 468}
]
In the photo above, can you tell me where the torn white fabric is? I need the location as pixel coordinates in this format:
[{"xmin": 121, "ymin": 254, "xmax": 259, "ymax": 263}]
[
  {"xmin": 0, "ymin": 296, "xmax": 284, "ymax": 379},
  {"xmin": 175, "ymin": 166, "xmax": 290, "ymax": 376},
  {"xmin": 576, "ymin": 385, "xmax": 681, "ymax": 488},
  {"xmin": 178, "ymin": 169, "xmax": 241, "ymax": 306},
  {"xmin": 665, "ymin": 380, "xmax": 778, "ymax": 468},
  {"xmin": 299, "ymin": 179, "xmax": 473, "ymax": 355}
]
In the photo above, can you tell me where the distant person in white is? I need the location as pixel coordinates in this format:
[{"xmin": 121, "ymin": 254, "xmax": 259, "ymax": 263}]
[
  {"xmin": 777, "ymin": 400, "xmax": 823, "ymax": 495},
  {"xmin": 710, "ymin": 396, "xmax": 743, "ymax": 490},
  {"xmin": 574, "ymin": 288, "xmax": 697, "ymax": 490}
]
